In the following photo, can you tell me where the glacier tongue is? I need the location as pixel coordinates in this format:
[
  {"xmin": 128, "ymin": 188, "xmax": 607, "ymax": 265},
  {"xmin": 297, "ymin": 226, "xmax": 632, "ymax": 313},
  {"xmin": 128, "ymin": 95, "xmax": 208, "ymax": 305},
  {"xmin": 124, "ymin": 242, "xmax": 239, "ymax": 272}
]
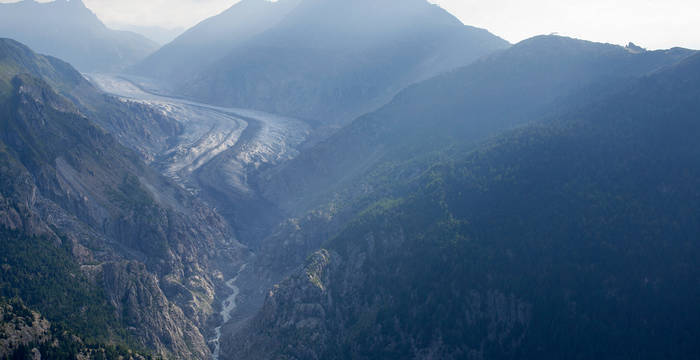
[{"xmin": 86, "ymin": 73, "xmax": 310, "ymax": 195}]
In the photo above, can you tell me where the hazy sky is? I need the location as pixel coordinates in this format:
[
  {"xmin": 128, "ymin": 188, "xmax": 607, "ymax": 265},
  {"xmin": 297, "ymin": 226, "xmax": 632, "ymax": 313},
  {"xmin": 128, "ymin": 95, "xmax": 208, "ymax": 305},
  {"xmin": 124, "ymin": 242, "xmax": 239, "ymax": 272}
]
[{"xmin": 3, "ymin": 0, "xmax": 699, "ymax": 49}]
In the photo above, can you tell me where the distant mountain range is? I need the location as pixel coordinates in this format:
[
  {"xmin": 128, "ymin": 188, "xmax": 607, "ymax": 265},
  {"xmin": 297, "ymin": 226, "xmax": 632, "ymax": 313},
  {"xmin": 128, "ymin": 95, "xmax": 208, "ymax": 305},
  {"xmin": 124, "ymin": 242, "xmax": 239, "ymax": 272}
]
[
  {"xmin": 0, "ymin": 0, "xmax": 158, "ymax": 72},
  {"xmin": 132, "ymin": 0, "xmax": 301, "ymax": 83},
  {"xmin": 111, "ymin": 24, "xmax": 186, "ymax": 45},
  {"xmin": 132, "ymin": 0, "xmax": 510, "ymax": 124}
]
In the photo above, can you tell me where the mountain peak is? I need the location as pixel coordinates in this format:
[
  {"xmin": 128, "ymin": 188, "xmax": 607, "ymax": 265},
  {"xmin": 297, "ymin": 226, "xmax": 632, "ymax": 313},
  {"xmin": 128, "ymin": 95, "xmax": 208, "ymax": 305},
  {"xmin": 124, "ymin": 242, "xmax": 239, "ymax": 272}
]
[
  {"xmin": 0, "ymin": 0, "xmax": 157, "ymax": 72},
  {"xmin": 626, "ymin": 42, "xmax": 646, "ymax": 53}
]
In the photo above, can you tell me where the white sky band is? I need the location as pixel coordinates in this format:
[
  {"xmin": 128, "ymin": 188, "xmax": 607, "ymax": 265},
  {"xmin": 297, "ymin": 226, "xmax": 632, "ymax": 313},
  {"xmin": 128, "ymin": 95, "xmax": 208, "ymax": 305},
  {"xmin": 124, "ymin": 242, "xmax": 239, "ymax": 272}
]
[{"xmin": 1, "ymin": 0, "xmax": 698, "ymax": 49}]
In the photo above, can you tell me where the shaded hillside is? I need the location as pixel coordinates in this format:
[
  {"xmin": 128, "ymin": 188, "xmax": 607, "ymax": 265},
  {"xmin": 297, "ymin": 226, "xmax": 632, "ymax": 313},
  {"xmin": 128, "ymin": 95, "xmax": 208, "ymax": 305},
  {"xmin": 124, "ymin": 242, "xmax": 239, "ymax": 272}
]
[
  {"xmin": 135, "ymin": 0, "xmax": 509, "ymax": 124},
  {"xmin": 227, "ymin": 52, "xmax": 700, "ymax": 360},
  {"xmin": 131, "ymin": 0, "xmax": 300, "ymax": 82},
  {"xmin": 0, "ymin": 0, "xmax": 157, "ymax": 72},
  {"xmin": 0, "ymin": 37, "xmax": 183, "ymax": 162},
  {"xmin": 215, "ymin": 39, "xmax": 695, "ymax": 350},
  {"xmin": 260, "ymin": 36, "xmax": 695, "ymax": 215}
]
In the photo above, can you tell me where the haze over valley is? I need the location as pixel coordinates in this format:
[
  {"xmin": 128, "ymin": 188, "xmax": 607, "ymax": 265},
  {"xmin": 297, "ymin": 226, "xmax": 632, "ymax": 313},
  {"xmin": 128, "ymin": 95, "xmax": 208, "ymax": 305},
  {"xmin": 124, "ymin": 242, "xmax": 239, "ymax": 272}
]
[{"xmin": 1, "ymin": 1, "xmax": 699, "ymax": 359}]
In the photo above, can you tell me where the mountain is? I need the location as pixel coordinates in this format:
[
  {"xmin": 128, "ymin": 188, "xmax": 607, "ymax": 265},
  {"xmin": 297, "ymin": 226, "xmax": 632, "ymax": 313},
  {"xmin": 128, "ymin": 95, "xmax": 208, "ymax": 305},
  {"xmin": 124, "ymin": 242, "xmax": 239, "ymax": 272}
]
[
  {"xmin": 0, "ymin": 0, "xmax": 158, "ymax": 72},
  {"xmin": 0, "ymin": 36, "xmax": 184, "ymax": 163},
  {"xmin": 133, "ymin": 0, "xmax": 509, "ymax": 124},
  {"xmin": 0, "ymin": 296, "xmax": 157, "ymax": 358},
  {"xmin": 132, "ymin": 0, "xmax": 300, "ymax": 82},
  {"xmin": 113, "ymin": 24, "xmax": 186, "ymax": 45},
  {"xmin": 213, "ymin": 36, "xmax": 695, "ymax": 345},
  {"xmin": 0, "ymin": 38, "xmax": 244, "ymax": 359},
  {"xmin": 259, "ymin": 36, "xmax": 695, "ymax": 215},
  {"xmin": 225, "ymin": 50, "xmax": 700, "ymax": 359},
  {"xmin": 213, "ymin": 36, "xmax": 695, "ymax": 358}
]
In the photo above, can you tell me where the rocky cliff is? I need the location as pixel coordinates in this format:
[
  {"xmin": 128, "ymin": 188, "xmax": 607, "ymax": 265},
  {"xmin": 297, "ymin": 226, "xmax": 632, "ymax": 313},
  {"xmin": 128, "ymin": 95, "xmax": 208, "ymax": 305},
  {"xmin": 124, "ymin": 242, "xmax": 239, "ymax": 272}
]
[
  {"xmin": 0, "ymin": 39, "xmax": 245, "ymax": 359},
  {"xmin": 0, "ymin": 298, "xmax": 51, "ymax": 359}
]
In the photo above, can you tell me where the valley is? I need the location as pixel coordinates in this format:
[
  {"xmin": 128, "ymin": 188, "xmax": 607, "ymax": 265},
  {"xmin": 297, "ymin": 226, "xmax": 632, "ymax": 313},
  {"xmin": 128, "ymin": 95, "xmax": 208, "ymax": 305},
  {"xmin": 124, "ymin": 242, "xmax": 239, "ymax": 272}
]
[
  {"xmin": 2, "ymin": 1, "xmax": 699, "ymax": 359},
  {"xmin": 211, "ymin": 263, "xmax": 248, "ymax": 360},
  {"xmin": 86, "ymin": 74, "xmax": 310, "ymax": 197},
  {"xmin": 86, "ymin": 73, "xmax": 311, "ymax": 358}
]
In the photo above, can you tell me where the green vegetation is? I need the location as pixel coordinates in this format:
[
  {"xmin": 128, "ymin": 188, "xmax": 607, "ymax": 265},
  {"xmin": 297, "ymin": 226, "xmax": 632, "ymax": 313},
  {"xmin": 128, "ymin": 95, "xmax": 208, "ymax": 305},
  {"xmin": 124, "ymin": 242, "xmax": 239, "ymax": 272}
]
[
  {"xmin": 0, "ymin": 63, "xmax": 19, "ymax": 98},
  {"xmin": 0, "ymin": 229, "xmax": 159, "ymax": 360},
  {"xmin": 4, "ymin": 335, "xmax": 157, "ymax": 360},
  {"xmin": 0, "ymin": 231, "xmax": 159, "ymax": 359},
  {"xmin": 0, "ymin": 38, "xmax": 85, "ymax": 98},
  {"xmin": 109, "ymin": 174, "xmax": 157, "ymax": 210},
  {"xmin": 0, "ymin": 228, "xmax": 124, "ymax": 342},
  {"xmin": 0, "ymin": 37, "xmax": 219, "ymax": 359},
  {"xmin": 257, "ymin": 53, "xmax": 700, "ymax": 359},
  {"xmin": 107, "ymin": 174, "xmax": 170, "ymax": 256},
  {"xmin": 1, "ymin": 296, "xmax": 156, "ymax": 360}
]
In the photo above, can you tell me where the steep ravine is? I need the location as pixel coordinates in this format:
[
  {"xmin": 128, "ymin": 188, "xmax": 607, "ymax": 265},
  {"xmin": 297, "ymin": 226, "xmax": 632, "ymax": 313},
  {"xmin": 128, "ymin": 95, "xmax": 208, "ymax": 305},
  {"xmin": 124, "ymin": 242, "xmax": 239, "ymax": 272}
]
[
  {"xmin": 210, "ymin": 263, "xmax": 248, "ymax": 360},
  {"xmin": 87, "ymin": 74, "xmax": 311, "ymax": 358},
  {"xmin": 0, "ymin": 70, "xmax": 242, "ymax": 359}
]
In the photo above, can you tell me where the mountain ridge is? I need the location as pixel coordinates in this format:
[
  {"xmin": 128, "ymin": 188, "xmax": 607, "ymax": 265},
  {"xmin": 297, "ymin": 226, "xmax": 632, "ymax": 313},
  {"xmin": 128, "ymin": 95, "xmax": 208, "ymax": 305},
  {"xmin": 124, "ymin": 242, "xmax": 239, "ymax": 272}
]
[
  {"xmin": 133, "ymin": 0, "xmax": 509, "ymax": 125},
  {"xmin": 0, "ymin": 38, "xmax": 245, "ymax": 359},
  {"xmin": 224, "ymin": 48, "xmax": 700, "ymax": 360},
  {"xmin": 0, "ymin": 0, "xmax": 158, "ymax": 72},
  {"xmin": 211, "ymin": 35, "xmax": 695, "ymax": 359},
  {"xmin": 131, "ymin": 0, "xmax": 300, "ymax": 82},
  {"xmin": 258, "ymin": 35, "xmax": 695, "ymax": 215}
]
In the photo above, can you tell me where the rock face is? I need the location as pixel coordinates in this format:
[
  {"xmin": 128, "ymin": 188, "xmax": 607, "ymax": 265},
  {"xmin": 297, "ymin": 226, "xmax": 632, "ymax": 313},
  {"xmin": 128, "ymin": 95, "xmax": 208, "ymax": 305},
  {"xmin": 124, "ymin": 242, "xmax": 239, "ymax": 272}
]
[
  {"xmin": 223, "ymin": 250, "xmax": 338, "ymax": 360},
  {"xmin": 0, "ymin": 39, "xmax": 245, "ymax": 359},
  {"xmin": 0, "ymin": 299, "xmax": 51, "ymax": 358},
  {"xmin": 228, "ymin": 242, "xmax": 532, "ymax": 360},
  {"xmin": 86, "ymin": 96, "xmax": 184, "ymax": 164},
  {"xmin": 0, "ymin": 297, "xmax": 154, "ymax": 359},
  {"xmin": 100, "ymin": 261, "xmax": 211, "ymax": 359}
]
